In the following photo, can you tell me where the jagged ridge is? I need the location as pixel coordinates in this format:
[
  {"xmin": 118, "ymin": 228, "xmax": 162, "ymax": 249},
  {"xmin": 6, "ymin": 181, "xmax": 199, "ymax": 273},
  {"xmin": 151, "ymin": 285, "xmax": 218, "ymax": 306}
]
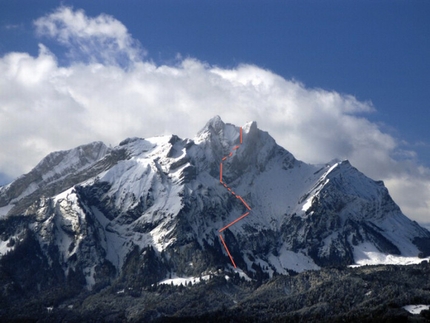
[{"xmin": 0, "ymin": 116, "xmax": 429, "ymax": 291}]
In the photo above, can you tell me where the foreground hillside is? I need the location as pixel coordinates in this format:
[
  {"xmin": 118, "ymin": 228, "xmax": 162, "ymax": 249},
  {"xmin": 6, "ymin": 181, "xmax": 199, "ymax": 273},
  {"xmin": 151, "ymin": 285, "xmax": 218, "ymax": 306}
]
[{"xmin": 1, "ymin": 262, "xmax": 429, "ymax": 322}]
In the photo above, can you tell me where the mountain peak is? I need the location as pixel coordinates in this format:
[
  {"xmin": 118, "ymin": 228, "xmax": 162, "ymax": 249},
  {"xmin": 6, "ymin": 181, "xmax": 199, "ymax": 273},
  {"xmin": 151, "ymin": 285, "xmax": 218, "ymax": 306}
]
[
  {"xmin": 197, "ymin": 116, "xmax": 260, "ymax": 145},
  {"xmin": 0, "ymin": 141, "xmax": 110, "ymax": 211},
  {"xmin": 243, "ymin": 120, "xmax": 257, "ymax": 132},
  {"xmin": 201, "ymin": 115, "xmax": 225, "ymax": 134}
]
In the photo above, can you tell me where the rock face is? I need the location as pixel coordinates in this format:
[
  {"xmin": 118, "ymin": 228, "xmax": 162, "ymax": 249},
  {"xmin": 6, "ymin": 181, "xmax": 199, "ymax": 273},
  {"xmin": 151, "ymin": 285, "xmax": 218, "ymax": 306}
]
[{"xmin": 0, "ymin": 116, "xmax": 429, "ymax": 293}]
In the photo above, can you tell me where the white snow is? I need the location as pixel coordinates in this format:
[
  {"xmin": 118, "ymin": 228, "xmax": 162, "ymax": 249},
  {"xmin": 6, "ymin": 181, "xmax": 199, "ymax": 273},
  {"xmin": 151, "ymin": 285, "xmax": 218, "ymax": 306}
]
[
  {"xmin": 149, "ymin": 221, "xmax": 177, "ymax": 252},
  {"xmin": 3, "ymin": 117, "xmax": 430, "ymax": 285},
  {"xmin": 268, "ymin": 244, "xmax": 320, "ymax": 274},
  {"xmin": 233, "ymin": 267, "xmax": 252, "ymax": 281},
  {"xmin": 372, "ymin": 215, "xmax": 425, "ymax": 257},
  {"xmin": 0, "ymin": 237, "xmax": 16, "ymax": 256},
  {"xmin": 29, "ymin": 134, "xmax": 188, "ymax": 278},
  {"xmin": 9, "ymin": 182, "xmax": 39, "ymax": 204},
  {"xmin": 91, "ymin": 206, "xmax": 131, "ymax": 269},
  {"xmin": 325, "ymin": 162, "xmax": 340, "ymax": 178},
  {"xmin": 403, "ymin": 304, "xmax": 430, "ymax": 314},
  {"xmin": 159, "ymin": 274, "xmax": 211, "ymax": 286},
  {"xmin": 351, "ymin": 242, "xmax": 430, "ymax": 266},
  {"xmin": 39, "ymin": 142, "xmax": 108, "ymax": 185},
  {"xmin": 318, "ymin": 233, "xmax": 339, "ymax": 258},
  {"xmin": 0, "ymin": 204, "xmax": 14, "ymax": 218},
  {"xmin": 301, "ymin": 198, "xmax": 313, "ymax": 212},
  {"xmin": 84, "ymin": 265, "xmax": 97, "ymax": 290}
]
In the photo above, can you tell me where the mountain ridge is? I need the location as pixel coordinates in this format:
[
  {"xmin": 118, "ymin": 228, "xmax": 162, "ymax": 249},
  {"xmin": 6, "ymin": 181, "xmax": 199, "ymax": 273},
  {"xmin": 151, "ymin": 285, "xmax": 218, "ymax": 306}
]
[{"xmin": 0, "ymin": 116, "xmax": 429, "ymax": 291}]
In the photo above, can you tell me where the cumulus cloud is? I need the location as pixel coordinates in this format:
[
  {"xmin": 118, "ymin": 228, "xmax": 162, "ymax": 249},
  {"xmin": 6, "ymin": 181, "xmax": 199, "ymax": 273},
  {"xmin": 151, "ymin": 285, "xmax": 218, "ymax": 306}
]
[
  {"xmin": 34, "ymin": 6, "xmax": 143, "ymax": 65},
  {"xmin": 0, "ymin": 7, "xmax": 429, "ymax": 224}
]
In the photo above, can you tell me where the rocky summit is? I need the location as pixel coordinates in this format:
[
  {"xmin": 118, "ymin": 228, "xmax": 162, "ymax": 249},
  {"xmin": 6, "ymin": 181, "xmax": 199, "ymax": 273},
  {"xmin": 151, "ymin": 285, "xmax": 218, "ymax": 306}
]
[{"xmin": 1, "ymin": 116, "xmax": 430, "ymax": 321}]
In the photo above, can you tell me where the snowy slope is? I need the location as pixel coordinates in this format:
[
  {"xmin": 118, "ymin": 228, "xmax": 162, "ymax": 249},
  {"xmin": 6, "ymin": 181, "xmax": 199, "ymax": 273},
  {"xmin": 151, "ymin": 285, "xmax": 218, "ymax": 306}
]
[
  {"xmin": 0, "ymin": 141, "xmax": 109, "ymax": 218},
  {"xmin": 421, "ymin": 223, "xmax": 430, "ymax": 232},
  {"xmin": 0, "ymin": 116, "xmax": 429, "ymax": 289}
]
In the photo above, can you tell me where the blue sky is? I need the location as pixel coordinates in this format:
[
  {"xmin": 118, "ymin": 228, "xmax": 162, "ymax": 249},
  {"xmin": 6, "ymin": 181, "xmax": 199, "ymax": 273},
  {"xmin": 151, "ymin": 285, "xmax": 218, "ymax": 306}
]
[
  {"xmin": 2, "ymin": 1, "xmax": 429, "ymax": 154},
  {"xmin": 0, "ymin": 1, "xmax": 429, "ymax": 223}
]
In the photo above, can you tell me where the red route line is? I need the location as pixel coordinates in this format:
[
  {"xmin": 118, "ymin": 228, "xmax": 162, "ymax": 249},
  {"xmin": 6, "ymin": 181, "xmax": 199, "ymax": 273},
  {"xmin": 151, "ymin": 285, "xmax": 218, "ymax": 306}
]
[
  {"xmin": 218, "ymin": 126, "xmax": 252, "ymax": 268},
  {"xmin": 219, "ymin": 212, "xmax": 250, "ymax": 232},
  {"xmin": 238, "ymin": 196, "xmax": 251, "ymax": 211},
  {"xmin": 219, "ymin": 234, "xmax": 237, "ymax": 268}
]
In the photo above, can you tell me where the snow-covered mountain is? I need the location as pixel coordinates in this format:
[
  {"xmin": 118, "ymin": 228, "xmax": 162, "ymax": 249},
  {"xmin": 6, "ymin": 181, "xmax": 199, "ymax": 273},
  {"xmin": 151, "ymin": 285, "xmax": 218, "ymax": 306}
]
[{"xmin": 1, "ymin": 116, "xmax": 429, "ymax": 289}]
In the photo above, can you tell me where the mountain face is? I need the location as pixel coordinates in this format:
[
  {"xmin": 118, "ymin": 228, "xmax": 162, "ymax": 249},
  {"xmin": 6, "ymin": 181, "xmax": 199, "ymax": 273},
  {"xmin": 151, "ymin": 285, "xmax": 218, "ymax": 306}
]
[{"xmin": 1, "ymin": 116, "xmax": 429, "ymax": 293}]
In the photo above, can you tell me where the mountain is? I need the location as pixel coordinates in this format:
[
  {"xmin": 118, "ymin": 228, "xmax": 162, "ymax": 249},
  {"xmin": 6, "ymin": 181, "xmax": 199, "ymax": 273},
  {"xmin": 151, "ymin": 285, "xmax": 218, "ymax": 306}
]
[{"xmin": 1, "ymin": 116, "xmax": 429, "ymax": 295}]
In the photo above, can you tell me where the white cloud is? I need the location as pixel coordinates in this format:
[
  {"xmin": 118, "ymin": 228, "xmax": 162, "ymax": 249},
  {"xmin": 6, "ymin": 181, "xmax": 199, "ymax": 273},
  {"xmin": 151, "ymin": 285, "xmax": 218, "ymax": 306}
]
[
  {"xmin": 384, "ymin": 167, "xmax": 430, "ymax": 223},
  {"xmin": 34, "ymin": 6, "xmax": 144, "ymax": 65},
  {"xmin": 0, "ymin": 7, "xmax": 429, "ymax": 225}
]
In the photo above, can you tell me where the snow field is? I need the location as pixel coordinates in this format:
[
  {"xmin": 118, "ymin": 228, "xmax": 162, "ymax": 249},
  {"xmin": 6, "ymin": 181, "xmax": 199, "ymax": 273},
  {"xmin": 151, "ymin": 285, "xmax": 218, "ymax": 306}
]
[
  {"xmin": 403, "ymin": 305, "xmax": 430, "ymax": 315},
  {"xmin": 351, "ymin": 242, "xmax": 430, "ymax": 267},
  {"xmin": 159, "ymin": 274, "xmax": 211, "ymax": 286}
]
